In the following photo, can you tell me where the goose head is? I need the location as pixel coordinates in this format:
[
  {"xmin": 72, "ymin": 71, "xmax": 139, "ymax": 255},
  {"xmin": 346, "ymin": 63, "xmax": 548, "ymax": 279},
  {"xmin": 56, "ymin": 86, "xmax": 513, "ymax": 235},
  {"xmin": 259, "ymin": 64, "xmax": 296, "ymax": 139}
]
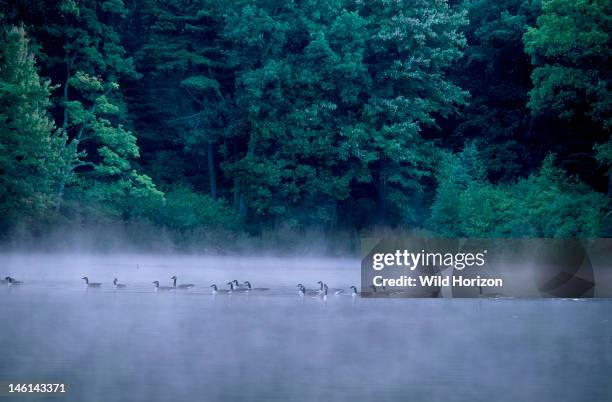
[
  {"xmin": 226, "ymin": 282, "xmax": 234, "ymax": 290},
  {"xmin": 350, "ymin": 286, "xmax": 358, "ymax": 294},
  {"xmin": 81, "ymin": 277, "xmax": 89, "ymax": 284},
  {"xmin": 152, "ymin": 281, "xmax": 160, "ymax": 287},
  {"xmin": 113, "ymin": 278, "xmax": 118, "ymax": 285},
  {"xmin": 210, "ymin": 284, "xmax": 218, "ymax": 291},
  {"xmin": 243, "ymin": 281, "xmax": 252, "ymax": 289},
  {"xmin": 232, "ymin": 280, "xmax": 240, "ymax": 286}
]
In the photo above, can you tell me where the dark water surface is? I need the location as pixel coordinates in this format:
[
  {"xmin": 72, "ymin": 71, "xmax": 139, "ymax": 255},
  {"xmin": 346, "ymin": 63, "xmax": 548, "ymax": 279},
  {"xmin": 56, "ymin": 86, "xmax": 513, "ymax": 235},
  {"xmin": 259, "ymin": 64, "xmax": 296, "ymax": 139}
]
[{"xmin": 0, "ymin": 255, "xmax": 611, "ymax": 402}]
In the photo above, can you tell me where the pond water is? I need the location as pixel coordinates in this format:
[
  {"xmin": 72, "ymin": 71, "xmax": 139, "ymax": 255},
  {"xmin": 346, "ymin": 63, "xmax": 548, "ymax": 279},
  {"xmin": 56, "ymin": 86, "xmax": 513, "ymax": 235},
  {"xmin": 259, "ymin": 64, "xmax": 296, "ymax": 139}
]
[{"xmin": 0, "ymin": 254, "xmax": 611, "ymax": 402}]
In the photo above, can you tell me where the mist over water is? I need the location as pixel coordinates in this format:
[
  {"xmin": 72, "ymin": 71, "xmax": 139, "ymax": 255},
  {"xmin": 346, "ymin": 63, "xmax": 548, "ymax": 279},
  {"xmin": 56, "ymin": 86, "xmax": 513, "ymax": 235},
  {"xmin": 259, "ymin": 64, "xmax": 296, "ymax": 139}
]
[{"xmin": 1, "ymin": 253, "xmax": 611, "ymax": 402}]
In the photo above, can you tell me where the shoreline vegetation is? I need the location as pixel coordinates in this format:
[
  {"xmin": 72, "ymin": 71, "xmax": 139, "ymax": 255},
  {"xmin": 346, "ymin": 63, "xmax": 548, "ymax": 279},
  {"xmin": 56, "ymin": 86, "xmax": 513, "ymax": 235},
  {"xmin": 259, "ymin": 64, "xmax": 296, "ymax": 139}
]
[{"xmin": 1, "ymin": 1, "xmax": 610, "ymax": 247}]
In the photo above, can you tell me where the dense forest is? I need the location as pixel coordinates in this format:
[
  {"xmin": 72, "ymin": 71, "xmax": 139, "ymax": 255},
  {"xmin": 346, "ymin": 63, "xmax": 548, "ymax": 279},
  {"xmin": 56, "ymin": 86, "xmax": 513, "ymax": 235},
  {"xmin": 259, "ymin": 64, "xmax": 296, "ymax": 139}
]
[{"xmin": 0, "ymin": 0, "xmax": 610, "ymax": 250}]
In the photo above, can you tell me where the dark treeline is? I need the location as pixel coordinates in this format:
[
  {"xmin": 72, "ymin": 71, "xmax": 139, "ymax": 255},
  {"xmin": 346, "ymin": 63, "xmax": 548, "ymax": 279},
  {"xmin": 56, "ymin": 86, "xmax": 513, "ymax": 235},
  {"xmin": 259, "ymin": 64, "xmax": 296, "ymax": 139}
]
[{"xmin": 0, "ymin": 0, "xmax": 610, "ymax": 249}]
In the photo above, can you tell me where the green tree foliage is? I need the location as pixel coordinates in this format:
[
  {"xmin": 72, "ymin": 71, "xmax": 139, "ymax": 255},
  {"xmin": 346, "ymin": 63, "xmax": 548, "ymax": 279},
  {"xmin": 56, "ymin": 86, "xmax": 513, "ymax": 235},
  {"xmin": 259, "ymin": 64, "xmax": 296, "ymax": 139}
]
[
  {"xmin": 30, "ymin": 0, "xmax": 162, "ymax": 211},
  {"xmin": 150, "ymin": 185, "xmax": 239, "ymax": 232},
  {"xmin": 524, "ymin": 0, "xmax": 611, "ymax": 129},
  {"xmin": 135, "ymin": 0, "xmax": 231, "ymax": 199},
  {"xmin": 221, "ymin": 0, "xmax": 358, "ymax": 225},
  {"xmin": 524, "ymin": 0, "xmax": 611, "ymax": 195},
  {"xmin": 0, "ymin": 0, "xmax": 610, "ymax": 243},
  {"xmin": 0, "ymin": 26, "xmax": 69, "ymax": 225},
  {"xmin": 430, "ymin": 147, "xmax": 608, "ymax": 237},
  {"xmin": 452, "ymin": 0, "xmax": 540, "ymax": 180},
  {"xmin": 221, "ymin": 0, "xmax": 468, "ymax": 227}
]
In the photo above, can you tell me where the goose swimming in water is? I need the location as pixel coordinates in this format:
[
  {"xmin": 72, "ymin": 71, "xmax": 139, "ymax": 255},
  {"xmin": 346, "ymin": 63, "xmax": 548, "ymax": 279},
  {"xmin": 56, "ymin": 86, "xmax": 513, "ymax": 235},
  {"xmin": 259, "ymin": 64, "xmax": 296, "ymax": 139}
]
[
  {"xmin": 113, "ymin": 278, "xmax": 126, "ymax": 288},
  {"xmin": 368, "ymin": 284, "xmax": 391, "ymax": 297},
  {"xmin": 81, "ymin": 277, "xmax": 101, "ymax": 287},
  {"xmin": 297, "ymin": 284, "xmax": 318, "ymax": 296},
  {"xmin": 324, "ymin": 283, "xmax": 345, "ymax": 295},
  {"xmin": 309, "ymin": 284, "xmax": 328, "ymax": 301},
  {"xmin": 350, "ymin": 285, "xmax": 378, "ymax": 297},
  {"xmin": 210, "ymin": 284, "xmax": 231, "ymax": 295},
  {"xmin": 152, "ymin": 281, "xmax": 173, "ymax": 291},
  {"xmin": 231, "ymin": 280, "xmax": 249, "ymax": 291},
  {"xmin": 350, "ymin": 285, "xmax": 373, "ymax": 297},
  {"xmin": 227, "ymin": 280, "xmax": 249, "ymax": 293},
  {"xmin": 5, "ymin": 276, "xmax": 23, "ymax": 285},
  {"xmin": 317, "ymin": 281, "xmax": 343, "ymax": 295},
  {"xmin": 320, "ymin": 286, "xmax": 328, "ymax": 301},
  {"xmin": 171, "ymin": 276, "xmax": 194, "ymax": 289},
  {"xmin": 243, "ymin": 281, "xmax": 269, "ymax": 292}
]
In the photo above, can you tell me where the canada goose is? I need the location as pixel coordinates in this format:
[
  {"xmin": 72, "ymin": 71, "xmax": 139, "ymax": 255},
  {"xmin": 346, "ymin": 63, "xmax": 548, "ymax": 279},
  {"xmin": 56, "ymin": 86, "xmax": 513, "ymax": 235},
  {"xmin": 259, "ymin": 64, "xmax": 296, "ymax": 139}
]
[
  {"xmin": 171, "ymin": 276, "xmax": 194, "ymax": 289},
  {"xmin": 113, "ymin": 278, "xmax": 126, "ymax": 288},
  {"xmin": 231, "ymin": 280, "xmax": 249, "ymax": 290},
  {"xmin": 320, "ymin": 286, "xmax": 328, "ymax": 302},
  {"xmin": 227, "ymin": 281, "xmax": 249, "ymax": 293},
  {"xmin": 371, "ymin": 284, "xmax": 392, "ymax": 297},
  {"xmin": 242, "ymin": 281, "xmax": 269, "ymax": 292},
  {"xmin": 324, "ymin": 284, "xmax": 344, "ymax": 295},
  {"xmin": 81, "ymin": 277, "xmax": 101, "ymax": 287},
  {"xmin": 152, "ymin": 281, "xmax": 173, "ymax": 291},
  {"xmin": 310, "ymin": 284, "xmax": 328, "ymax": 301},
  {"xmin": 210, "ymin": 284, "xmax": 231, "ymax": 295},
  {"xmin": 317, "ymin": 281, "xmax": 343, "ymax": 294},
  {"xmin": 297, "ymin": 284, "xmax": 318, "ymax": 296},
  {"xmin": 352, "ymin": 285, "xmax": 378, "ymax": 296},
  {"xmin": 5, "ymin": 276, "xmax": 23, "ymax": 285},
  {"xmin": 350, "ymin": 285, "xmax": 376, "ymax": 297}
]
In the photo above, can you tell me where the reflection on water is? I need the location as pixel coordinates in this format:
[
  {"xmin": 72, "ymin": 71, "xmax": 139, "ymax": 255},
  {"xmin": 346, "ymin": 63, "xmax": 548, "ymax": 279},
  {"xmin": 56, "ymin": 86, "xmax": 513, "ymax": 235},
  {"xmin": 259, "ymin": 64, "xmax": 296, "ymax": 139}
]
[{"xmin": 0, "ymin": 255, "xmax": 611, "ymax": 402}]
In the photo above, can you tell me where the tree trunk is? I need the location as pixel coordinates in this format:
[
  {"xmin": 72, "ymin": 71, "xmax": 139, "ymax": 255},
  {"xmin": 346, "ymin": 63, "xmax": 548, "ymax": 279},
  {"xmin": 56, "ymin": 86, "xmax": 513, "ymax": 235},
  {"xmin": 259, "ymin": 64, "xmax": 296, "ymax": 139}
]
[
  {"xmin": 55, "ymin": 165, "xmax": 73, "ymax": 212},
  {"xmin": 55, "ymin": 179, "xmax": 66, "ymax": 212},
  {"xmin": 377, "ymin": 160, "xmax": 386, "ymax": 224},
  {"xmin": 233, "ymin": 186, "xmax": 240, "ymax": 211},
  {"xmin": 236, "ymin": 124, "xmax": 257, "ymax": 220},
  {"xmin": 239, "ymin": 193, "xmax": 247, "ymax": 220},
  {"xmin": 207, "ymin": 142, "xmax": 217, "ymax": 199},
  {"xmin": 62, "ymin": 63, "xmax": 70, "ymax": 130}
]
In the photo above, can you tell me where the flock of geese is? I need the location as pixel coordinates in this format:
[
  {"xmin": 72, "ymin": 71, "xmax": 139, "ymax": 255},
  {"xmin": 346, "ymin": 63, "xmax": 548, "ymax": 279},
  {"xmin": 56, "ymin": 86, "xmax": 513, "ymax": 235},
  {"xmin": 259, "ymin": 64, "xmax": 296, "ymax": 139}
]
[
  {"xmin": 2, "ymin": 275, "xmax": 473, "ymax": 299},
  {"xmin": 2, "ymin": 277, "xmax": 494, "ymax": 298},
  {"xmin": 2, "ymin": 275, "xmax": 367, "ymax": 298}
]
